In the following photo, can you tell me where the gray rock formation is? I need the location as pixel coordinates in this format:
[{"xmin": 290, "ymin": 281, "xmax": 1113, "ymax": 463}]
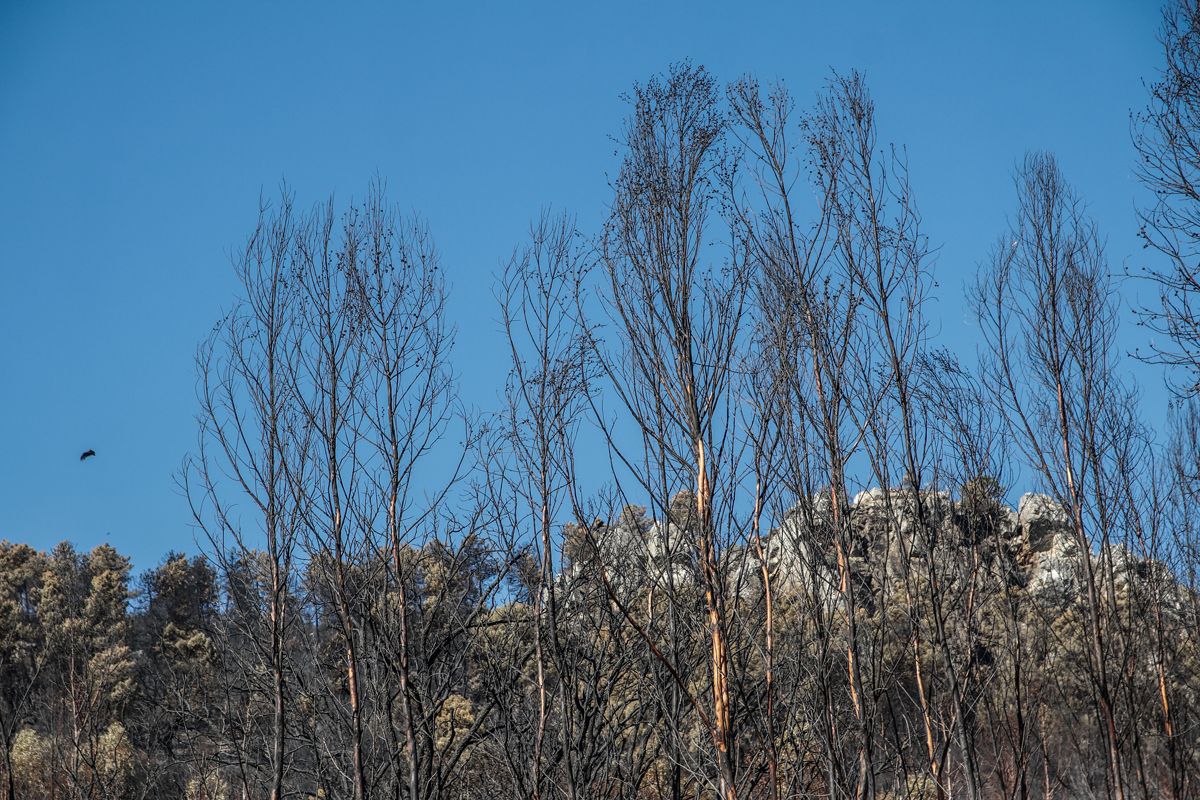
[
  {"xmin": 563, "ymin": 488, "xmax": 1165, "ymax": 615},
  {"xmin": 1015, "ymin": 492, "xmax": 1081, "ymax": 592}
]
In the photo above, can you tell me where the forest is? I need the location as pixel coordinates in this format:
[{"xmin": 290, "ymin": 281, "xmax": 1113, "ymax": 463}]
[{"xmin": 7, "ymin": 3, "xmax": 1200, "ymax": 800}]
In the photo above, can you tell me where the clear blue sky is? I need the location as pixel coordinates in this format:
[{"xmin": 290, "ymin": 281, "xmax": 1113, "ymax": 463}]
[{"xmin": 0, "ymin": 1, "xmax": 1166, "ymax": 568}]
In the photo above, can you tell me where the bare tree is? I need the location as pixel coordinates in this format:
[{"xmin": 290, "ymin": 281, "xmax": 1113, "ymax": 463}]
[
  {"xmin": 291, "ymin": 198, "xmax": 372, "ymax": 800},
  {"xmin": 731, "ymin": 72, "xmax": 883, "ymax": 799},
  {"xmin": 587, "ymin": 62, "xmax": 753, "ymax": 800},
  {"xmin": 496, "ymin": 210, "xmax": 592, "ymax": 800},
  {"xmin": 184, "ymin": 190, "xmax": 308, "ymax": 800},
  {"xmin": 973, "ymin": 153, "xmax": 1132, "ymax": 800},
  {"xmin": 1135, "ymin": 0, "xmax": 1200, "ymax": 394},
  {"xmin": 346, "ymin": 185, "xmax": 485, "ymax": 800}
]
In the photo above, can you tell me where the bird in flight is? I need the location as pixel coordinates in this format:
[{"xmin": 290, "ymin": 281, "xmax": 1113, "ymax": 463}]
[{"xmin": 80, "ymin": 449, "xmax": 96, "ymax": 461}]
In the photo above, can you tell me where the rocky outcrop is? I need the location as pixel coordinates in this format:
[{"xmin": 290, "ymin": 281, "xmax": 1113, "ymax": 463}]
[
  {"xmin": 1014, "ymin": 492, "xmax": 1081, "ymax": 592},
  {"xmin": 564, "ymin": 488, "xmax": 1163, "ymax": 612}
]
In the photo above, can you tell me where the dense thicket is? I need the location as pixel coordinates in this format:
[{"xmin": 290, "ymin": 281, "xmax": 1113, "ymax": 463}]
[{"xmin": 8, "ymin": 4, "xmax": 1200, "ymax": 798}]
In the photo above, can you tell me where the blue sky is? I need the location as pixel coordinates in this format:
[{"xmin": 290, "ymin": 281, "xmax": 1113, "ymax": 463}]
[{"xmin": 0, "ymin": 1, "xmax": 1166, "ymax": 568}]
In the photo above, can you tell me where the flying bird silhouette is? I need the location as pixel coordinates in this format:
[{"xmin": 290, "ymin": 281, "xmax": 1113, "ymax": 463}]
[{"xmin": 80, "ymin": 449, "xmax": 96, "ymax": 461}]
